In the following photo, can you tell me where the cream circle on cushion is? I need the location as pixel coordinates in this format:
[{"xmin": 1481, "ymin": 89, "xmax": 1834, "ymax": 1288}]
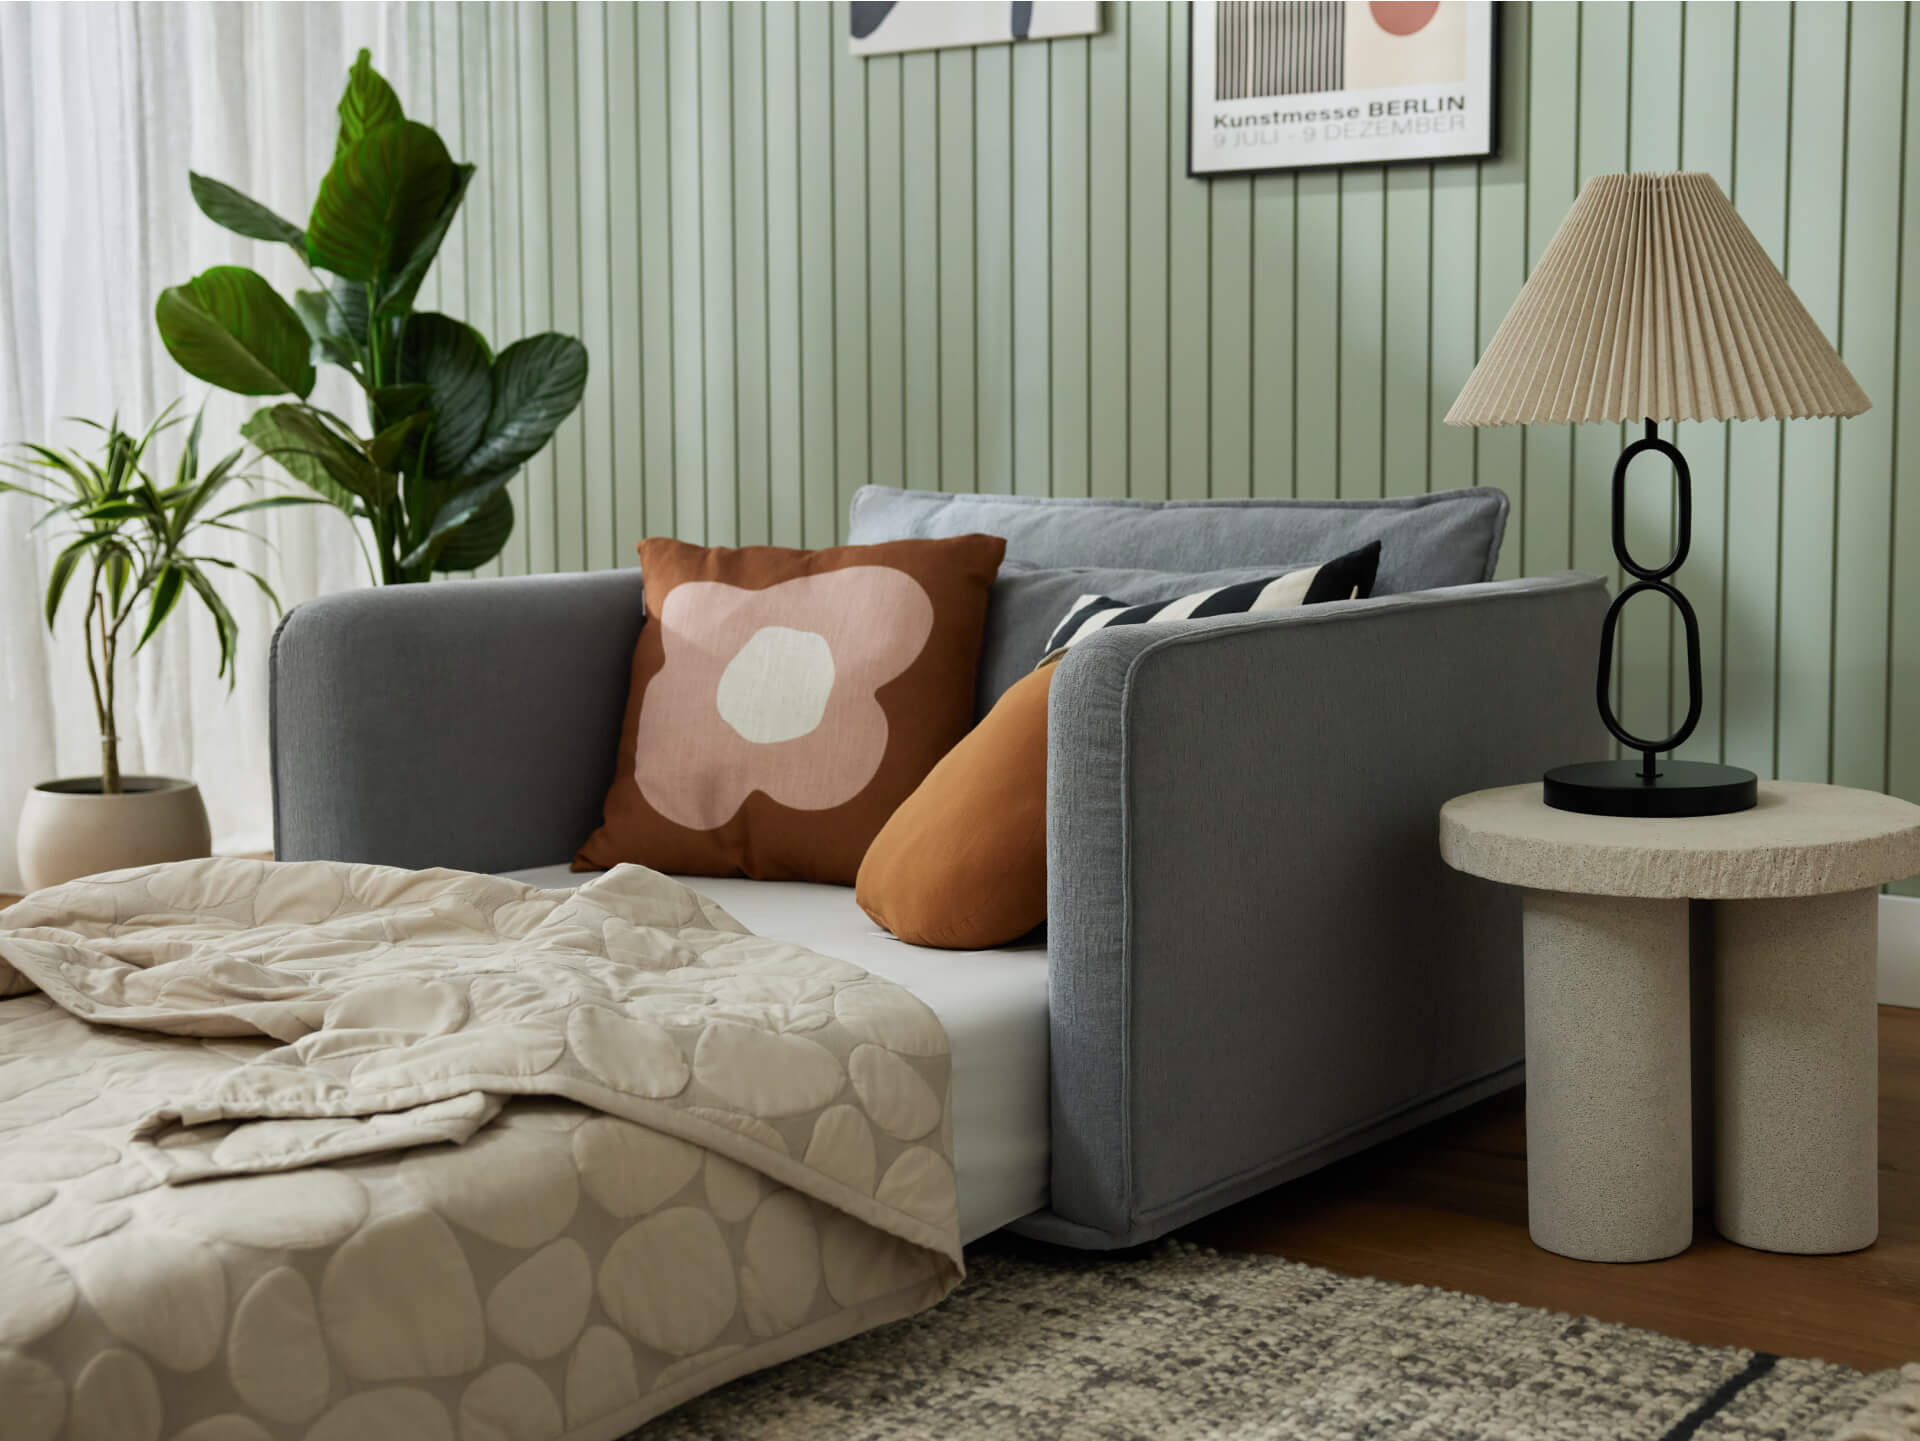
[
  {"xmin": 715, "ymin": 627, "xmax": 837, "ymax": 743},
  {"xmin": 635, "ymin": 568, "xmax": 934, "ymax": 830}
]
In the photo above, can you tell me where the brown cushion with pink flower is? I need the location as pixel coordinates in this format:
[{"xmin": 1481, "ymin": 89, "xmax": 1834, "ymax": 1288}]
[{"xmin": 575, "ymin": 533, "xmax": 1006, "ymax": 884}]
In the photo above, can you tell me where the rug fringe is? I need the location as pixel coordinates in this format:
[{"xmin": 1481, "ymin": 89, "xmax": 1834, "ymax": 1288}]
[{"xmin": 1835, "ymin": 1365, "xmax": 1920, "ymax": 1440}]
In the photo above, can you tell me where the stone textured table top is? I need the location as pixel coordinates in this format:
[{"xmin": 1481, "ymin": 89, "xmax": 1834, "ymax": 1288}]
[{"xmin": 1439, "ymin": 780, "xmax": 1920, "ymax": 899}]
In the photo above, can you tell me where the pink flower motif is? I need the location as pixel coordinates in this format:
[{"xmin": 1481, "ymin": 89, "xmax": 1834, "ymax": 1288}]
[{"xmin": 635, "ymin": 567, "xmax": 935, "ymax": 831}]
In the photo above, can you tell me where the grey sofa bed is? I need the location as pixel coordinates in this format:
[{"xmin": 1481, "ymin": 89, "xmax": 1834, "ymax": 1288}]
[{"xmin": 271, "ymin": 485, "xmax": 1607, "ymax": 1250}]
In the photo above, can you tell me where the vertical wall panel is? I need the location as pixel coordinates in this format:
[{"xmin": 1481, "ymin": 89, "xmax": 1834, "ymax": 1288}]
[
  {"xmin": 575, "ymin": 2, "xmax": 616, "ymax": 569},
  {"xmin": 903, "ymin": 51, "xmax": 942, "ymax": 492},
  {"xmin": 545, "ymin": 2, "xmax": 584, "ymax": 569},
  {"xmin": 1477, "ymin": 1, "xmax": 1527, "ymax": 581},
  {"xmin": 866, "ymin": 55, "xmax": 906, "ymax": 493},
  {"xmin": 1209, "ymin": 175, "xmax": 1253, "ymax": 498},
  {"xmin": 1777, "ymin": 2, "xmax": 1847, "ymax": 783},
  {"xmin": 1011, "ymin": 40, "xmax": 1052, "ymax": 495},
  {"xmin": 764, "ymin": 1, "xmax": 804, "ymax": 545},
  {"xmin": 1521, "ymin": 1, "xmax": 1578, "ymax": 576},
  {"xmin": 1051, "ymin": 38, "xmax": 1092, "ymax": 497},
  {"xmin": 515, "ymin": 1, "xmax": 557, "ymax": 574},
  {"xmin": 416, "ymin": 0, "xmax": 1920, "ymax": 824},
  {"xmin": 486, "ymin": 2, "xmax": 528, "ymax": 575},
  {"xmin": 937, "ymin": 47, "xmax": 978, "ymax": 492},
  {"xmin": 1127, "ymin": 3, "xmax": 1170, "ymax": 499},
  {"xmin": 1380, "ymin": 166, "xmax": 1429, "ymax": 500},
  {"xmin": 635, "ymin": 2, "xmax": 677, "ymax": 552},
  {"xmin": 699, "ymin": 3, "xmax": 739, "ymax": 546},
  {"xmin": 603, "ymin": 3, "xmax": 641, "ymax": 558},
  {"xmin": 1166, "ymin": 7, "xmax": 1210, "ymax": 498},
  {"xmin": 731, "ymin": 3, "xmax": 771, "ymax": 546},
  {"xmin": 1087, "ymin": 9, "xmax": 1130, "ymax": 498},
  {"xmin": 1833, "ymin": 2, "xmax": 1903, "ymax": 791},
  {"xmin": 1723, "ymin": 1, "xmax": 1791, "ymax": 780},
  {"xmin": 1250, "ymin": 172, "xmax": 1296, "ymax": 497},
  {"xmin": 974, "ymin": 42, "xmax": 1014, "ymax": 494},
  {"xmin": 1893, "ymin": 3, "xmax": 1920, "ymax": 895},
  {"xmin": 795, "ymin": 1, "xmax": 836, "ymax": 544}
]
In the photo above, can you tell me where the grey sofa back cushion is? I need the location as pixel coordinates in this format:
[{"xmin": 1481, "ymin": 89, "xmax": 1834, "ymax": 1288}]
[
  {"xmin": 978, "ymin": 562, "xmax": 1284, "ymax": 713},
  {"xmin": 848, "ymin": 486, "xmax": 1508, "ymax": 595}
]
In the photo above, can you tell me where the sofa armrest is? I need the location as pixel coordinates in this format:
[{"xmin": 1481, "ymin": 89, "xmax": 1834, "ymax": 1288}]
[
  {"xmin": 1025, "ymin": 572, "xmax": 1610, "ymax": 1247},
  {"xmin": 270, "ymin": 570, "xmax": 647, "ymax": 873}
]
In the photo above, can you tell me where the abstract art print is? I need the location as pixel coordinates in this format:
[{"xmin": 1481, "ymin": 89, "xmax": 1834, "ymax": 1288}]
[
  {"xmin": 851, "ymin": 2, "xmax": 1101, "ymax": 58},
  {"xmin": 1189, "ymin": 1, "xmax": 1496, "ymax": 176}
]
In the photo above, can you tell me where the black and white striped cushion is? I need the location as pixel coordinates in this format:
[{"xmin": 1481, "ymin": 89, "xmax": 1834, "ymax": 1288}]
[{"xmin": 1038, "ymin": 540, "xmax": 1381, "ymax": 664}]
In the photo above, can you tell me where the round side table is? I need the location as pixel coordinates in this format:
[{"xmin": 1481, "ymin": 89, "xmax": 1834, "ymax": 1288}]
[{"xmin": 1439, "ymin": 780, "xmax": 1920, "ymax": 1264}]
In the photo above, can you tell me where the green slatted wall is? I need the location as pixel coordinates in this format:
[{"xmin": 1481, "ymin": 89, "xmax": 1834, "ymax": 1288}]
[{"xmin": 405, "ymin": 1, "xmax": 1920, "ymax": 881}]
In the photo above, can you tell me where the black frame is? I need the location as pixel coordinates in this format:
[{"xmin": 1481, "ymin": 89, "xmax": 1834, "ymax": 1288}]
[{"xmin": 1186, "ymin": 0, "xmax": 1502, "ymax": 180}]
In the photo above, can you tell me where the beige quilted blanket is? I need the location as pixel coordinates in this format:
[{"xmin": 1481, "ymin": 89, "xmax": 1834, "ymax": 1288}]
[{"xmin": 0, "ymin": 858, "xmax": 961, "ymax": 1441}]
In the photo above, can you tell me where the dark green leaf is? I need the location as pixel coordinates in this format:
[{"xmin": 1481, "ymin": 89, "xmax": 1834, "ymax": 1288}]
[
  {"xmin": 104, "ymin": 546, "xmax": 132, "ymax": 616},
  {"xmin": 370, "ymin": 384, "xmax": 434, "ymax": 426},
  {"xmin": 400, "ymin": 469, "xmax": 518, "ymax": 568},
  {"xmin": 155, "ymin": 267, "xmax": 317, "ymax": 398},
  {"xmin": 135, "ymin": 566, "xmax": 185, "ymax": 652},
  {"xmin": 74, "ymin": 499, "xmax": 150, "ymax": 523},
  {"xmin": 431, "ymin": 488, "xmax": 514, "ymax": 572},
  {"xmin": 306, "ymin": 121, "xmax": 454, "ymax": 284},
  {"xmin": 43, "ymin": 537, "xmax": 97, "ymax": 629},
  {"xmin": 188, "ymin": 173, "xmax": 307, "ymax": 254},
  {"xmin": 193, "ymin": 553, "xmax": 284, "ymax": 613},
  {"xmin": 328, "ymin": 274, "xmax": 371, "ymax": 347},
  {"xmin": 292, "ymin": 289, "xmax": 363, "ymax": 372},
  {"xmin": 176, "ymin": 408, "xmax": 204, "ymax": 493},
  {"xmin": 0, "ymin": 472, "xmax": 63, "ymax": 506},
  {"xmin": 15, "ymin": 444, "xmax": 97, "ymax": 497},
  {"xmin": 453, "ymin": 333, "xmax": 589, "ymax": 483},
  {"xmin": 336, "ymin": 49, "xmax": 405, "ymax": 158},
  {"xmin": 367, "ymin": 412, "xmax": 430, "ymax": 472},
  {"xmin": 400, "ymin": 313, "xmax": 492, "ymax": 474},
  {"xmin": 376, "ymin": 163, "xmax": 475, "ymax": 319},
  {"xmin": 240, "ymin": 404, "xmax": 397, "ymax": 509},
  {"xmin": 179, "ymin": 563, "xmax": 239, "ymax": 682}
]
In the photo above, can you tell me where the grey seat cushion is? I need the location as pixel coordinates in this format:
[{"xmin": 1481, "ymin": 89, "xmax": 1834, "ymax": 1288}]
[
  {"xmin": 848, "ymin": 486, "xmax": 1508, "ymax": 596},
  {"xmin": 977, "ymin": 562, "xmax": 1286, "ymax": 713}
]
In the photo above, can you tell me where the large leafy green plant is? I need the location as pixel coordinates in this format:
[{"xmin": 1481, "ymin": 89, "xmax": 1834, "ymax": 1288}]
[
  {"xmin": 0, "ymin": 405, "xmax": 306, "ymax": 792},
  {"xmin": 155, "ymin": 51, "xmax": 588, "ymax": 582}
]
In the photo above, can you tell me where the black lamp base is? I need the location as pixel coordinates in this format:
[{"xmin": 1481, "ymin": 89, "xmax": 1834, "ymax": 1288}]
[{"xmin": 1543, "ymin": 759, "xmax": 1759, "ymax": 818}]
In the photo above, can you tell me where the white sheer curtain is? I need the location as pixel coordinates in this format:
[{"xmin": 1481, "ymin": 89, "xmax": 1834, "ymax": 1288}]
[{"xmin": 0, "ymin": 2, "xmax": 408, "ymax": 889}]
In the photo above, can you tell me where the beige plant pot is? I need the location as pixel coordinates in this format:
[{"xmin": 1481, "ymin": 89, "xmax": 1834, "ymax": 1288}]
[{"xmin": 16, "ymin": 776, "xmax": 213, "ymax": 893}]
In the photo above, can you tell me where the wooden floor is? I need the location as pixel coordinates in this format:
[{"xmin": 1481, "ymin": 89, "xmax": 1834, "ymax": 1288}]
[
  {"xmin": 1183, "ymin": 1004, "xmax": 1920, "ymax": 1372},
  {"xmin": 5, "ymin": 882, "xmax": 1912, "ymax": 1369}
]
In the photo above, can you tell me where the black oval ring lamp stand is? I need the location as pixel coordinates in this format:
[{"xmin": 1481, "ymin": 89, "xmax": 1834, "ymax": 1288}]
[
  {"xmin": 1448, "ymin": 173, "xmax": 1871, "ymax": 821},
  {"xmin": 1544, "ymin": 420, "xmax": 1756, "ymax": 818}
]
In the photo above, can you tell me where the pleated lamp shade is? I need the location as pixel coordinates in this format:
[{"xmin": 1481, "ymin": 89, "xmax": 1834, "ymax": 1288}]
[{"xmin": 1446, "ymin": 172, "xmax": 1869, "ymax": 427}]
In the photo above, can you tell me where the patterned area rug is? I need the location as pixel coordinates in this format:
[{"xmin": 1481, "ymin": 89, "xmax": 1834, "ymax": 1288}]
[{"xmin": 638, "ymin": 1238, "xmax": 1920, "ymax": 1440}]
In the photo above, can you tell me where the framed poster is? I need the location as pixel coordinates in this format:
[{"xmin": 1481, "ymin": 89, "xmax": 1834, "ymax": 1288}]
[
  {"xmin": 1189, "ymin": 1, "xmax": 1497, "ymax": 177},
  {"xmin": 851, "ymin": 2, "xmax": 1101, "ymax": 58}
]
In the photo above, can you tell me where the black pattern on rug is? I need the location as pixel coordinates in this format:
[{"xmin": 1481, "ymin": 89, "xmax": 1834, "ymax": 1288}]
[{"xmin": 631, "ymin": 1238, "xmax": 1909, "ymax": 1439}]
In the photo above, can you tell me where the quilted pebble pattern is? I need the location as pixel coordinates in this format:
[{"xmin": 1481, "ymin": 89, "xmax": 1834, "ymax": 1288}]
[{"xmin": 0, "ymin": 859, "xmax": 960, "ymax": 1440}]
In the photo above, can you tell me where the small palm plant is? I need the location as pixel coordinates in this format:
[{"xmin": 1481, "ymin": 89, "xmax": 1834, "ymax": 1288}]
[{"xmin": 0, "ymin": 403, "xmax": 313, "ymax": 793}]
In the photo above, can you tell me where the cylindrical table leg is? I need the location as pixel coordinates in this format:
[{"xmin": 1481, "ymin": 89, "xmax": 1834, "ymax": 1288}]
[
  {"xmin": 1714, "ymin": 888, "xmax": 1878, "ymax": 1254},
  {"xmin": 1523, "ymin": 890, "xmax": 1693, "ymax": 1262}
]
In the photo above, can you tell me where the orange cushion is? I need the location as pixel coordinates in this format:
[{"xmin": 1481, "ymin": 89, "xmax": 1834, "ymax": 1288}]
[
  {"xmin": 576, "ymin": 533, "xmax": 1006, "ymax": 885},
  {"xmin": 856, "ymin": 658, "xmax": 1058, "ymax": 950}
]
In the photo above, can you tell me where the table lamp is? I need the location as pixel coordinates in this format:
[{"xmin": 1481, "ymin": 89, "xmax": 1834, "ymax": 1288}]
[{"xmin": 1448, "ymin": 172, "xmax": 1870, "ymax": 818}]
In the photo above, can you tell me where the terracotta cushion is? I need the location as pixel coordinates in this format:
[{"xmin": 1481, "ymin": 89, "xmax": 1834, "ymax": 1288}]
[
  {"xmin": 855, "ymin": 658, "xmax": 1058, "ymax": 950},
  {"xmin": 576, "ymin": 533, "xmax": 1005, "ymax": 884}
]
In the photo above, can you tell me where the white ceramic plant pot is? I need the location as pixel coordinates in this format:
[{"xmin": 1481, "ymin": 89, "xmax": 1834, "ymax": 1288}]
[{"xmin": 16, "ymin": 776, "xmax": 213, "ymax": 892}]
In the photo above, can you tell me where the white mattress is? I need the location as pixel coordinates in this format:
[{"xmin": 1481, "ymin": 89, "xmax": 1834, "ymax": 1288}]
[{"xmin": 507, "ymin": 866, "xmax": 1050, "ymax": 1243}]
